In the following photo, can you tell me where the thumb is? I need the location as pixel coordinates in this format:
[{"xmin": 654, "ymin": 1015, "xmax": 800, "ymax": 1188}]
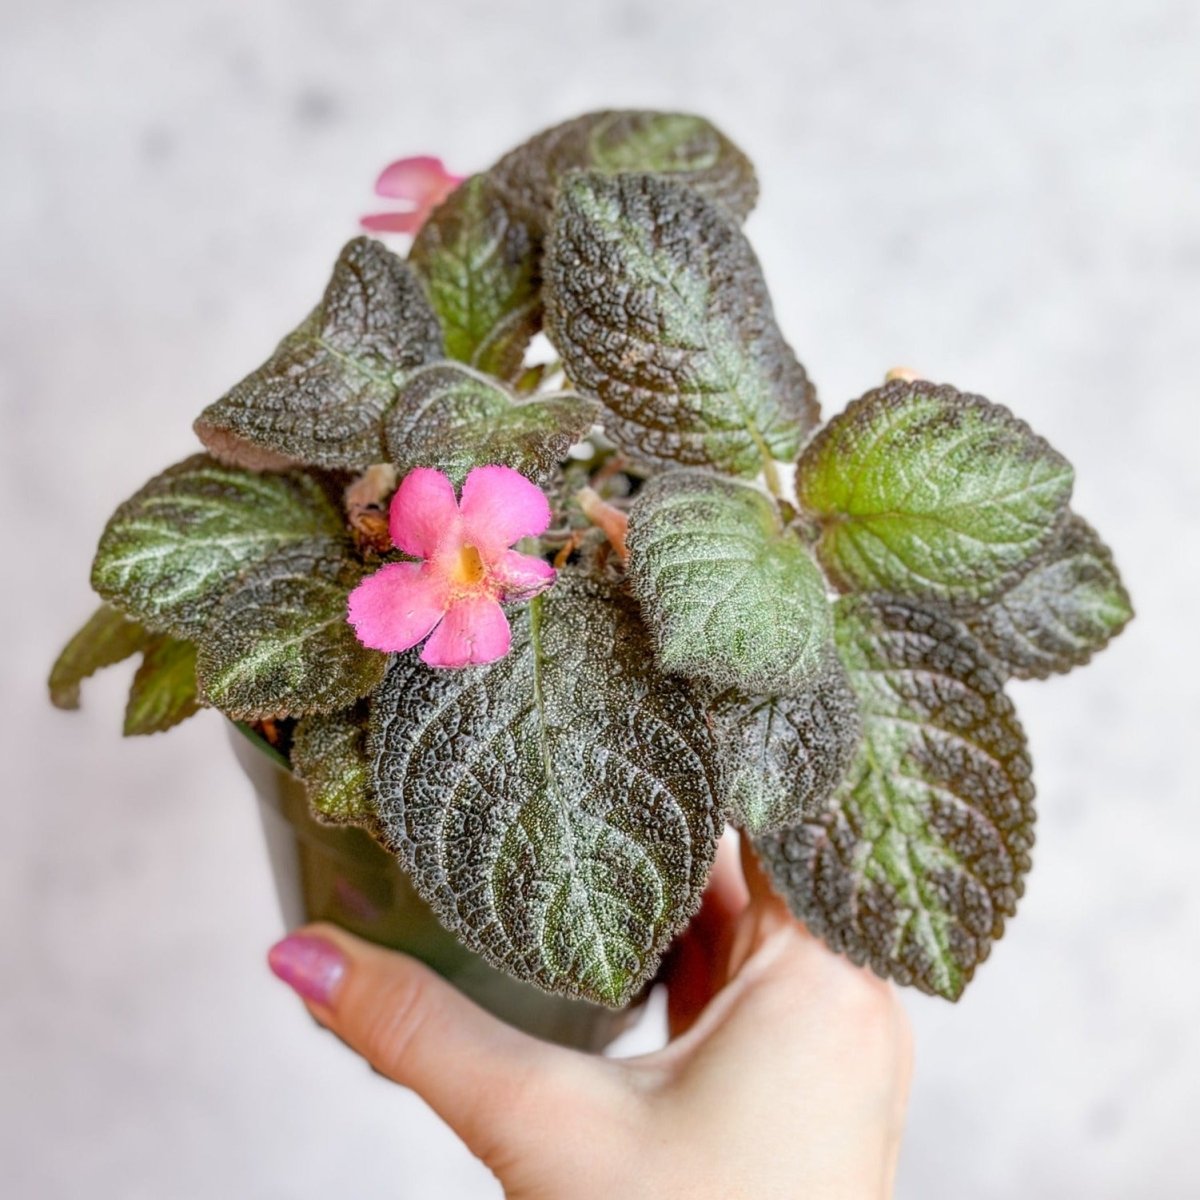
[{"xmin": 267, "ymin": 923, "xmax": 591, "ymax": 1161}]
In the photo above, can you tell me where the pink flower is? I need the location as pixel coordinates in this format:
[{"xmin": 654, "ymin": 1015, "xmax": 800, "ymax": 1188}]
[
  {"xmin": 360, "ymin": 155, "xmax": 464, "ymax": 235},
  {"xmin": 347, "ymin": 466, "xmax": 556, "ymax": 669}
]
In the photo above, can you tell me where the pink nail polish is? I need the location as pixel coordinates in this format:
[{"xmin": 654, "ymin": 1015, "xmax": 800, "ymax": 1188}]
[{"xmin": 268, "ymin": 934, "xmax": 346, "ymax": 1005}]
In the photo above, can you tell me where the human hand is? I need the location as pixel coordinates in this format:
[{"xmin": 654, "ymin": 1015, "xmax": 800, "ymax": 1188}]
[{"xmin": 267, "ymin": 834, "xmax": 912, "ymax": 1199}]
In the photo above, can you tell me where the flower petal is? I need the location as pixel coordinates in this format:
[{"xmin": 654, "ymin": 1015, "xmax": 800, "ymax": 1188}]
[
  {"xmin": 374, "ymin": 156, "xmax": 461, "ymax": 201},
  {"xmin": 360, "ymin": 211, "xmax": 423, "ymax": 233},
  {"xmin": 389, "ymin": 467, "xmax": 460, "ymax": 558},
  {"xmin": 459, "ymin": 465, "xmax": 552, "ymax": 551},
  {"xmin": 421, "ymin": 597, "xmax": 511, "ymax": 668},
  {"xmin": 493, "ymin": 550, "xmax": 556, "ymax": 601},
  {"xmin": 346, "ymin": 561, "xmax": 448, "ymax": 652}
]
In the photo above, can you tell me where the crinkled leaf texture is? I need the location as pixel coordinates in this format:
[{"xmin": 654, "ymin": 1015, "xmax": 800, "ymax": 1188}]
[
  {"xmin": 49, "ymin": 604, "xmax": 148, "ymax": 709},
  {"xmin": 195, "ymin": 538, "xmax": 386, "ymax": 720},
  {"xmin": 195, "ymin": 237, "xmax": 443, "ymax": 470},
  {"xmin": 383, "ymin": 362, "xmax": 598, "ymax": 486},
  {"xmin": 409, "ymin": 176, "xmax": 542, "ymax": 382},
  {"xmin": 292, "ymin": 707, "xmax": 375, "ymax": 827},
  {"xmin": 626, "ymin": 471, "xmax": 834, "ymax": 694},
  {"xmin": 966, "ymin": 513, "xmax": 1132, "ymax": 679},
  {"xmin": 796, "ymin": 380, "xmax": 1074, "ymax": 604},
  {"xmin": 489, "ymin": 109, "xmax": 758, "ymax": 231},
  {"xmin": 755, "ymin": 595, "xmax": 1036, "ymax": 1000},
  {"xmin": 368, "ymin": 571, "xmax": 724, "ymax": 1007},
  {"xmin": 545, "ymin": 172, "xmax": 817, "ymax": 476},
  {"xmin": 124, "ymin": 635, "xmax": 201, "ymax": 736},
  {"xmin": 91, "ymin": 455, "xmax": 345, "ymax": 638},
  {"xmin": 710, "ymin": 654, "xmax": 862, "ymax": 833}
]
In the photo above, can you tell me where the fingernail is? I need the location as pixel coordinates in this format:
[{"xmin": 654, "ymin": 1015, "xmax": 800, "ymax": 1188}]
[{"xmin": 267, "ymin": 933, "xmax": 347, "ymax": 1006}]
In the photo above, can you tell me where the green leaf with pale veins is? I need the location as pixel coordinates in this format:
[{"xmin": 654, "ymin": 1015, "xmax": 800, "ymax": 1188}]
[
  {"xmin": 383, "ymin": 362, "xmax": 598, "ymax": 486},
  {"xmin": 796, "ymin": 380, "xmax": 1074, "ymax": 604},
  {"xmin": 194, "ymin": 237, "xmax": 443, "ymax": 470},
  {"xmin": 409, "ymin": 176, "xmax": 542, "ymax": 381},
  {"xmin": 49, "ymin": 604, "xmax": 149, "ymax": 710},
  {"xmin": 91, "ymin": 455, "xmax": 345, "ymax": 638},
  {"xmin": 292, "ymin": 707, "xmax": 375, "ymax": 827},
  {"xmin": 124, "ymin": 636, "xmax": 201, "ymax": 736},
  {"xmin": 195, "ymin": 538, "xmax": 386, "ymax": 720},
  {"xmin": 626, "ymin": 471, "xmax": 834, "ymax": 694},
  {"xmin": 710, "ymin": 653, "xmax": 862, "ymax": 833},
  {"xmin": 368, "ymin": 571, "xmax": 723, "ymax": 1007},
  {"xmin": 755, "ymin": 595, "xmax": 1036, "ymax": 1000},
  {"xmin": 544, "ymin": 172, "xmax": 817, "ymax": 476},
  {"xmin": 966, "ymin": 512, "xmax": 1132, "ymax": 679}
]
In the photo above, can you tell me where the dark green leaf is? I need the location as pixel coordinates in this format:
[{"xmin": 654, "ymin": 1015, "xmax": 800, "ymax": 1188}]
[
  {"xmin": 545, "ymin": 172, "xmax": 817, "ymax": 476},
  {"xmin": 124, "ymin": 636, "xmax": 201, "ymax": 735},
  {"xmin": 796, "ymin": 380, "xmax": 1074, "ymax": 603},
  {"xmin": 626, "ymin": 471, "xmax": 834, "ymax": 693},
  {"xmin": 368, "ymin": 571, "xmax": 723, "ymax": 1007},
  {"xmin": 383, "ymin": 362, "xmax": 597, "ymax": 486},
  {"xmin": 195, "ymin": 538, "xmax": 387, "ymax": 719},
  {"xmin": 966, "ymin": 512, "xmax": 1132, "ymax": 679},
  {"xmin": 49, "ymin": 604, "xmax": 149, "ymax": 710},
  {"xmin": 755, "ymin": 595, "xmax": 1036, "ymax": 1000},
  {"xmin": 292, "ymin": 707, "xmax": 375, "ymax": 827},
  {"xmin": 91, "ymin": 455, "xmax": 345, "ymax": 638},
  {"xmin": 195, "ymin": 237, "xmax": 443, "ymax": 470}
]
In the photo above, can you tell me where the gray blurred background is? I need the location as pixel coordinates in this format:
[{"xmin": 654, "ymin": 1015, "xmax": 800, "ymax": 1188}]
[{"xmin": 3, "ymin": 0, "xmax": 1198, "ymax": 1196}]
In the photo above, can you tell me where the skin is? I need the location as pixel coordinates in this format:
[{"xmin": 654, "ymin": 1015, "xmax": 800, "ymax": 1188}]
[{"xmin": 280, "ymin": 834, "xmax": 913, "ymax": 1199}]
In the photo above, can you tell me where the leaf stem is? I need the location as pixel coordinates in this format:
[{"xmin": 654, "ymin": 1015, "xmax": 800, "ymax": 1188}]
[{"xmin": 576, "ymin": 488, "xmax": 629, "ymax": 562}]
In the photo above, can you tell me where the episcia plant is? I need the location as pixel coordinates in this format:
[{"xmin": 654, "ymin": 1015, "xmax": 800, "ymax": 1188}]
[{"xmin": 49, "ymin": 110, "xmax": 1132, "ymax": 1008}]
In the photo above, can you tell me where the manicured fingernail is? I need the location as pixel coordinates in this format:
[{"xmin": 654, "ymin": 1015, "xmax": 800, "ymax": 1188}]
[{"xmin": 267, "ymin": 934, "xmax": 347, "ymax": 1005}]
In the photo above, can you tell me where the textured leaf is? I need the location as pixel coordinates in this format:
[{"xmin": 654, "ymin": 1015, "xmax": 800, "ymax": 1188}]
[
  {"xmin": 755, "ymin": 595, "xmax": 1036, "ymax": 999},
  {"xmin": 124, "ymin": 636, "xmax": 201, "ymax": 735},
  {"xmin": 409, "ymin": 176, "xmax": 541, "ymax": 381},
  {"xmin": 966, "ymin": 512, "xmax": 1132, "ymax": 679},
  {"xmin": 49, "ymin": 604, "xmax": 149, "ymax": 709},
  {"xmin": 195, "ymin": 538, "xmax": 387, "ymax": 719},
  {"xmin": 91, "ymin": 455, "xmax": 345, "ymax": 638},
  {"xmin": 710, "ymin": 654, "xmax": 862, "ymax": 833},
  {"xmin": 383, "ymin": 362, "xmax": 598, "ymax": 486},
  {"xmin": 490, "ymin": 109, "xmax": 759, "ymax": 229},
  {"xmin": 195, "ymin": 237, "xmax": 443, "ymax": 470},
  {"xmin": 369, "ymin": 571, "xmax": 723, "ymax": 1007},
  {"xmin": 626, "ymin": 471, "xmax": 834, "ymax": 693},
  {"xmin": 544, "ymin": 172, "xmax": 817, "ymax": 475},
  {"xmin": 292, "ymin": 707, "xmax": 375, "ymax": 827},
  {"xmin": 796, "ymin": 380, "xmax": 1074, "ymax": 603}
]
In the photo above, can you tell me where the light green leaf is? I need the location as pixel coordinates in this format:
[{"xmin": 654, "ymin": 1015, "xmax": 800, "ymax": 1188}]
[
  {"xmin": 966, "ymin": 512, "xmax": 1133, "ymax": 679},
  {"xmin": 124, "ymin": 636, "xmax": 201, "ymax": 736},
  {"xmin": 292, "ymin": 707, "xmax": 375, "ymax": 827},
  {"xmin": 91, "ymin": 455, "xmax": 345, "ymax": 638},
  {"xmin": 368, "ymin": 571, "xmax": 723, "ymax": 1007},
  {"xmin": 195, "ymin": 538, "xmax": 387, "ymax": 719},
  {"xmin": 545, "ymin": 172, "xmax": 817, "ymax": 475},
  {"xmin": 796, "ymin": 379, "xmax": 1074, "ymax": 603},
  {"xmin": 194, "ymin": 237, "xmax": 443, "ymax": 470},
  {"xmin": 409, "ymin": 176, "xmax": 542, "ymax": 381},
  {"xmin": 383, "ymin": 362, "xmax": 597, "ymax": 486},
  {"xmin": 49, "ymin": 604, "xmax": 149, "ymax": 710},
  {"xmin": 755, "ymin": 595, "xmax": 1036, "ymax": 1000},
  {"xmin": 626, "ymin": 471, "xmax": 834, "ymax": 693}
]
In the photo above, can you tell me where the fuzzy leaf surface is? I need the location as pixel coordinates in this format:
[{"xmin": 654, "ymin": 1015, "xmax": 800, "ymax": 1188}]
[
  {"xmin": 195, "ymin": 237, "xmax": 443, "ymax": 470},
  {"xmin": 626, "ymin": 471, "xmax": 833, "ymax": 693},
  {"xmin": 292, "ymin": 707, "xmax": 374, "ymax": 827},
  {"xmin": 796, "ymin": 380, "xmax": 1074, "ymax": 603},
  {"xmin": 195, "ymin": 539, "xmax": 386, "ymax": 719},
  {"xmin": 49, "ymin": 604, "xmax": 149, "ymax": 709},
  {"xmin": 91, "ymin": 455, "xmax": 345, "ymax": 638},
  {"xmin": 545, "ymin": 172, "xmax": 816, "ymax": 475},
  {"xmin": 369, "ymin": 572, "xmax": 723, "ymax": 1007},
  {"xmin": 124, "ymin": 636, "xmax": 201, "ymax": 735},
  {"xmin": 755, "ymin": 595, "xmax": 1036, "ymax": 1000},
  {"xmin": 383, "ymin": 362, "xmax": 598, "ymax": 486},
  {"xmin": 966, "ymin": 513, "xmax": 1132, "ymax": 679}
]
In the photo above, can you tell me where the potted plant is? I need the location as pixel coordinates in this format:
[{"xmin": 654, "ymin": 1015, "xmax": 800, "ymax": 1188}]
[{"xmin": 49, "ymin": 109, "xmax": 1132, "ymax": 1049}]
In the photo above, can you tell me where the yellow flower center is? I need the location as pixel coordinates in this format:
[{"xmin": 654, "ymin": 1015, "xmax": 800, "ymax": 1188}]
[{"xmin": 449, "ymin": 543, "xmax": 487, "ymax": 588}]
